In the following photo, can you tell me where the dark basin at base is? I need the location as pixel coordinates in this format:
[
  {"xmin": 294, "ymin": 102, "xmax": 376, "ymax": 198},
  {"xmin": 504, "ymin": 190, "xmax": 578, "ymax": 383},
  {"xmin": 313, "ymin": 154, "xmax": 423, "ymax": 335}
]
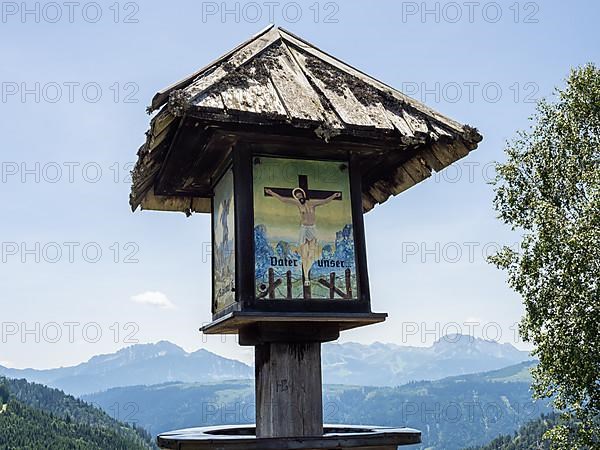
[{"xmin": 157, "ymin": 424, "xmax": 421, "ymax": 449}]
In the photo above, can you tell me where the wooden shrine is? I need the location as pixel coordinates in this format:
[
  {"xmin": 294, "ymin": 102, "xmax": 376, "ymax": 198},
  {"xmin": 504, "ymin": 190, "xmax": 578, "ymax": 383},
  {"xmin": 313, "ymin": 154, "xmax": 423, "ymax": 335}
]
[{"xmin": 130, "ymin": 25, "xmax": 482, "ymax": 449}]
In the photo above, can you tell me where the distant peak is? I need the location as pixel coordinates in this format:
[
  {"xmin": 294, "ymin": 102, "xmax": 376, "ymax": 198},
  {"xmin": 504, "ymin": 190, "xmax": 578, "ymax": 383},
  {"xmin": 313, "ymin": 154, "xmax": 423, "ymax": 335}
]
[
  {"xmin": 433, "ymin": 334, "xmax": 482, "ymax": 345},
  {"xmin": 86, "ymin": 341, "xmax": 187, "ymax": 365},
  {"xmin": 153, "ymin": 340, "xmax": 186, "ymax": 352},
  {"xmin": 117, "ymin": 340, "xmax": 185, "ymax": 353},
  {"xmin": 430, "ymin": 334, "xmax": 527, "ymax": 358}
]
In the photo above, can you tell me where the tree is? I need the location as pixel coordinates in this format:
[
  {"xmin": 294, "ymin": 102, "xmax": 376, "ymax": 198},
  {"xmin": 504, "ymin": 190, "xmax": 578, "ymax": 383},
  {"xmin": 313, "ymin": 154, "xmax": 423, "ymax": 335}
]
[
  {"xmin": 0, "ymin": 382, "xmax": 9, "ymax": 404},
  {"xmin": 490, "ymin": 64, "xmax": 600, "ymax": 449}
]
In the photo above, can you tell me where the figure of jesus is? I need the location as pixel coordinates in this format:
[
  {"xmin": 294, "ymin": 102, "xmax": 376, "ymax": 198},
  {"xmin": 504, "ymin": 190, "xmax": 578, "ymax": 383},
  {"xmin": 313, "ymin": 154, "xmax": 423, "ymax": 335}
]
[{"xmin": 265, "ymin": 187, "xmax": 341, "ymax": 286}]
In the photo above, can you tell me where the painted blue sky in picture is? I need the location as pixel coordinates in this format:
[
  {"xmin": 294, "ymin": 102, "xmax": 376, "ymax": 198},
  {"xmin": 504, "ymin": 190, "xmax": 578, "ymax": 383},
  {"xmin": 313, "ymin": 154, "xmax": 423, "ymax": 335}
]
[{"xmin": 0, "ymin": 0, "xmax": 598, "ymax": 368}]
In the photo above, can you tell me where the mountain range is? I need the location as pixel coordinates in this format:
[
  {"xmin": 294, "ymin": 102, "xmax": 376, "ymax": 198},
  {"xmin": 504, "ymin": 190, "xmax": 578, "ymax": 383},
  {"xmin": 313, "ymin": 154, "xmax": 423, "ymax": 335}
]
[
  {"xmin": 82, "ymin": 361, "xmax": 549, "ymax": 450},
  {"xmin": 0, "ymin": 335, "xmax": 533, "ymax": 396},
  {"xmin": 322, "ymin": 334, "xmax": 533, "ymax": 386},
  {"xmin": 0, "ymin": 341, "xmax": 252, "ymax": 396}
]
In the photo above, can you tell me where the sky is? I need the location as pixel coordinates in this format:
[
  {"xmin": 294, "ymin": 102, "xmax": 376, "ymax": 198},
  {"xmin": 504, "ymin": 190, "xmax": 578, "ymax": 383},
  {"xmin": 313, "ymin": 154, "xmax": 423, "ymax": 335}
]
[{"xmin": 0, "ymin": 0, "xmax": 598, "ymax": 369}]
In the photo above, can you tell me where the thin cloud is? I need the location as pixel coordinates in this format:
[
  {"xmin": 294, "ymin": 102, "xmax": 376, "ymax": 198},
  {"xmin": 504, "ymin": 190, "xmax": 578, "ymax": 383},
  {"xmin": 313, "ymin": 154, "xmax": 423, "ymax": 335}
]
[{"xmin": 130, "ymin": 291, "xmax": 175, "ymax": 309}]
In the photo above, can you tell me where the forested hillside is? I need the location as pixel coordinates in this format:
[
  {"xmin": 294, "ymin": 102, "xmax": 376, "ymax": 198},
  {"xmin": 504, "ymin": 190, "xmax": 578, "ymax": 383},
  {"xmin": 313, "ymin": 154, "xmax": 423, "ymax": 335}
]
[
  {"xmin": 0, "ymin": 377, "xmax": 155, "ymax": 450},
  {"xmin": 85, "ymin": 361, "xmax": 550, "ymax": 449},
  {"xmin": 466, "ymin": 413, "xmax": 560, "ymax": 449}
]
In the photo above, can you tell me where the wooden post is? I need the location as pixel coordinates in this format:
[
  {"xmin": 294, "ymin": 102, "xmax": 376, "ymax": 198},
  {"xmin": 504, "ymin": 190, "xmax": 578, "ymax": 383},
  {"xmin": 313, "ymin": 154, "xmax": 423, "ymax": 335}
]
[
  {"xmin": 329, "ymin": 272, "xmax": 336, "ymax": 299},
  {"xmin": 255, "ymin": 342, "xmax": 323, "ymax": 438},
  {"xmin": 268, "ymin": 268, "xmax": 275, "ymax": 299},
  {"xmin": 345, "ymin": 268, "xmax": 352, "ymax": 299},
  {"xmin": 286, "ymin": 270, "xmax": 292, "ymax": 299}
]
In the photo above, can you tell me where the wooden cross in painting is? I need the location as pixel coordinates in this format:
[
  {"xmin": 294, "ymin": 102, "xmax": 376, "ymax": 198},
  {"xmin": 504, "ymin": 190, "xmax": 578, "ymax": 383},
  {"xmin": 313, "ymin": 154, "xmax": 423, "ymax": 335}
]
[
  {"xmin": 264, "ymin": 173, "xmax": 343, "ymax": 299},
  {"xmin": 263, "ymin": 174, "xmax": 343, "ymax": 202}
]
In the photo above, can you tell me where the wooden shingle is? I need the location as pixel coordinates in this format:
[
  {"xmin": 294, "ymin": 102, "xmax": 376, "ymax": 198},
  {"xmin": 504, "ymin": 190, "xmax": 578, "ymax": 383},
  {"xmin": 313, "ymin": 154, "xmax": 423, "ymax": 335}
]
[{"xmin": 130, "ymin": 25, "xmax": 482, "ymax": 214}]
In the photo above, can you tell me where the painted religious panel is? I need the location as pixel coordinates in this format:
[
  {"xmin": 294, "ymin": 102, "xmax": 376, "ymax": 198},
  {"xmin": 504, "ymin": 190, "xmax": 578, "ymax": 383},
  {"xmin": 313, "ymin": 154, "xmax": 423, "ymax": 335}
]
[
  {"xmin": 253, "ymin": 157, "xmax": 358, "ymax": 300},
  {"xmin": 213, "ymin": 168, "xmax": 235, "ymax": 313}
]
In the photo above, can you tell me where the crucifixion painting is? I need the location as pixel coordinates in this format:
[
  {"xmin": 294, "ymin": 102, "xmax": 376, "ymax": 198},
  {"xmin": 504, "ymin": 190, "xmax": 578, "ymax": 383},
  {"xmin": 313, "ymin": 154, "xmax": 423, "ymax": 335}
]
[
  {"xmin": 265, "ymin": 183, "xmax": 341, "ymax": 288},
  {"xmin": 253, "ymin": 157, "xmax": 358, "ymax": 300}
]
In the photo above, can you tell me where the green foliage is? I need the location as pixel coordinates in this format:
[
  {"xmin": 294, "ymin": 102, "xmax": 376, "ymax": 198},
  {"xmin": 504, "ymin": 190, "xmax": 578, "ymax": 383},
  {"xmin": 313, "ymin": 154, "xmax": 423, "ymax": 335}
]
[
  {"xmin": 466, "ymin": 413, "xmax": 559, "ymax": 449},
  {"xmin": 467, "ymin": 413, "xmax": 600, "ymax": 450},
  {"xmin": 0, "ymin": 383, "xmax": 9, "ymax": 404},
  {"xmin": 0, "ymin": 399, "xmax": 146, "ymax": 450},
  {"xmin": 490, "ymin": 64, "xmax": 600, "ymax": 448},
  {"xmin": 0, "ymin": 376, "xmax": 156, "ymax": 449}
]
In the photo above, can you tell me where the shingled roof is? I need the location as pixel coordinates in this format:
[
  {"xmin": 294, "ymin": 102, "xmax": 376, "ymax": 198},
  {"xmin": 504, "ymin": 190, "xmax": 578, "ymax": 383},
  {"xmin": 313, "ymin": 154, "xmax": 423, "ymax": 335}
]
[{"xmin": 130, "ymin": 25, "xmax": 482, "ymax": 214}]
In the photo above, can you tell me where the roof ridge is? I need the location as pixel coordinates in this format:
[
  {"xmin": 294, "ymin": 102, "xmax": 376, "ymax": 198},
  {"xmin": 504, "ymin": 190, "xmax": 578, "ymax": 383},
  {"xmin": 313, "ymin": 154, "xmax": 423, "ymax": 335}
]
[{"xmin": 150, "ymin": 25, "xmax": 468, "ymax": 134}]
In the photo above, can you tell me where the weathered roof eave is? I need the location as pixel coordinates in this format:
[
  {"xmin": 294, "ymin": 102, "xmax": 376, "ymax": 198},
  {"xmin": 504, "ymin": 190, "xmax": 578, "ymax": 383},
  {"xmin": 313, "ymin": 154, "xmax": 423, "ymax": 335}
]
[
  {"xmin": 180, "ymin": 104, "xmax": 481, "ymax": 148},
  {"xmin": 150, "ymin": 24, "xmax": 276, "ymax": 112},
  {"xmin": 129, "ymin": 111, "xmax": 481, "ymax": 214}
]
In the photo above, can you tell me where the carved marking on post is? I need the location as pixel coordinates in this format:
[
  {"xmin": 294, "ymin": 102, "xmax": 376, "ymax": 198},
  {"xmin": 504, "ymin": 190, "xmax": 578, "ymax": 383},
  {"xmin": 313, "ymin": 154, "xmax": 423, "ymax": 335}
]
[{"xmin": 276, "ymin": 379, "xmax": 289, "ymax": 393}]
